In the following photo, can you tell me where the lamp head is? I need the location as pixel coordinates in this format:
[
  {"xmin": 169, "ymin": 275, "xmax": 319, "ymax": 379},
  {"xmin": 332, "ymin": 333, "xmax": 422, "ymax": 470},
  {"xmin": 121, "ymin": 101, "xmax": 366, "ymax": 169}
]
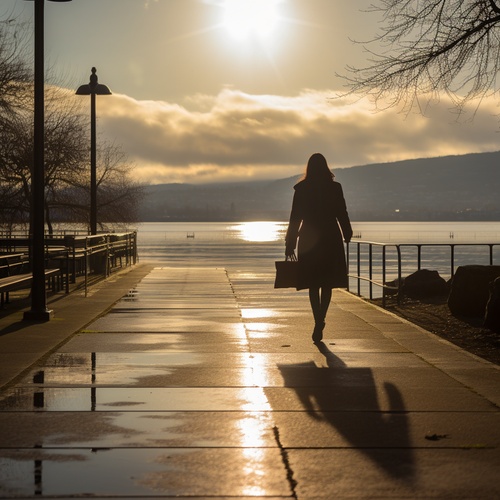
[{"xmin": 76, "ymin": 67, "xmax": 112, "ymax": 95}]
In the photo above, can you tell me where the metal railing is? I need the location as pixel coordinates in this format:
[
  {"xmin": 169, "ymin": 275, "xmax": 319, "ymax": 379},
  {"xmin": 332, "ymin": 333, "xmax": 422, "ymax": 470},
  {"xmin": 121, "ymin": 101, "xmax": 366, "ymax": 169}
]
[
  {"xmin": 347, "ymin": 240, "xmax": 500, "ymax": 307},
  {"xmin": 347, "ymin": 241, "xmax": 401, "ymax": 307},
  {"xmin": 62, "ymin": 232, "xmax": 137, "ymax": 295},
  {"xmin": 0, "ymin": 231, "xmax": 137, "ymax": 297}
]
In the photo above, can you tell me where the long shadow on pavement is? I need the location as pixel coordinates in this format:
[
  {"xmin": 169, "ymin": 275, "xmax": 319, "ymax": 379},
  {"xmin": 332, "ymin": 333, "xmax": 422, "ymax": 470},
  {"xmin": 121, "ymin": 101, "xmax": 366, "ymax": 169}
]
[{"xmin": 277, "ymin": 341, "xmax": 416, "ymax": 485}]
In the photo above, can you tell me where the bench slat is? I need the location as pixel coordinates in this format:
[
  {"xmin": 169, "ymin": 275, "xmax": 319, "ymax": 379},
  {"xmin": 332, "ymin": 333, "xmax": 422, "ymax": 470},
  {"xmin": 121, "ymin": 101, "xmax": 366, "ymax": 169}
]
[{"xmin": 0, "ymin": 269, "xmax": 62, "ymax": 304}]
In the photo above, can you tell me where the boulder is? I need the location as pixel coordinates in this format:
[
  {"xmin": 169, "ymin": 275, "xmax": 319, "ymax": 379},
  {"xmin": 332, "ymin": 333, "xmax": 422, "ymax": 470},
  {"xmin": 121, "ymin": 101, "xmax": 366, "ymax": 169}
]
[
  {"xmin": 402, "ymin": 269, "xmax": 448, "ymax": 299},
  {"xmin": 448, "ymin": 265, "xmax": 500, "ymax": 317},
  {"xmin": 484, "ymin": 277, "xmax": 500, "ymax": 332},
  {"xmin": 384, "ymin": 277, "xmax": 402, "ymax": 296}
]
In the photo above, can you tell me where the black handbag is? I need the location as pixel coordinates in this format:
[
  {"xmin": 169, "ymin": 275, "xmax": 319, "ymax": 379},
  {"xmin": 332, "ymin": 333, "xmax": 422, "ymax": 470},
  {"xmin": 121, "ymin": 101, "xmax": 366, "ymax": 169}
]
[{"xmin": 274, "ymin": 254, "xmax": 298, "ymax": 289}]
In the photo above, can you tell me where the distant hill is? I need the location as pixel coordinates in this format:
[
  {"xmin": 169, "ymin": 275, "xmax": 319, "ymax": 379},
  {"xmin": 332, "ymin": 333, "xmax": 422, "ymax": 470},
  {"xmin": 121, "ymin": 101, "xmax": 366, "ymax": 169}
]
[{"xmin": 138, "ymin": 151, "xmax": 500, "ymax": 221}]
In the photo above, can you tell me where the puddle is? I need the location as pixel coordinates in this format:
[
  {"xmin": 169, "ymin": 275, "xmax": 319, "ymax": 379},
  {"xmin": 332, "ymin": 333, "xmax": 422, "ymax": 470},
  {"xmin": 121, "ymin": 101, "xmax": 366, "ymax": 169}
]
[
  {"xmin": 0, "ymin": 387, "xmax": 273, "ymax": 412},
  {"xmin": 0, "ymin": 447, "xmax": 289, "ymax": 497}
]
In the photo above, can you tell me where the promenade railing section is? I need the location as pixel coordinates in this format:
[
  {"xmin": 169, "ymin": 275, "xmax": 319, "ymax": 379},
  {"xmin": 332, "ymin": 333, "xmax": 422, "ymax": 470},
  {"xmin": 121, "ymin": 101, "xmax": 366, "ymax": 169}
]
[
  {"xmin": 347, "ymin": 240, "xmax": 500, "ymax": 307},
  {"xmin": 0, "ymin": 232, "xmax": 137, "ymax": 304}
]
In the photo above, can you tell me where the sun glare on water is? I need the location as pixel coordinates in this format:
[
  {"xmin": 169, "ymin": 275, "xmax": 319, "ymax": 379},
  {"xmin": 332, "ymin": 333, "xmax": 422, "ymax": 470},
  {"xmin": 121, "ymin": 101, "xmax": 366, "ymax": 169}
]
[
  {"xmin": 235, "ymin": 221, "xmax": 284, "ymax": 242},
  {"xmin": 222, "ymin": 0, "xmax": 283, "ymax": 40}
]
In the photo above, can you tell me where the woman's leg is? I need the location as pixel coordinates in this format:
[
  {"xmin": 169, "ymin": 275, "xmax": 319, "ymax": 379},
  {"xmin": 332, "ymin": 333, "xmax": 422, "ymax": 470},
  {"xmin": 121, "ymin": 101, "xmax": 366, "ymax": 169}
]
[
  {"xmin": 320, "ymin": 287, "xmax": 332, "ymax": 322},
  {"xmin": 309, "ymin": 287, "xmax": 325, "ymax": 342},
  {"xmin": 308, "ymin": 287, "xmax": 321, "ymax": 324}
]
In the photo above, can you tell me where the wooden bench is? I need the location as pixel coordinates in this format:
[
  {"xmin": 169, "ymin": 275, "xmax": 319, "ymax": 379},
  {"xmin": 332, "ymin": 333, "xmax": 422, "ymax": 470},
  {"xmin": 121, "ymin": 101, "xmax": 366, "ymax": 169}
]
[
  {"xmin": 0, "ymin": 253, "xmax": 29, "ymax": 278},
  {"xmin": 0, "ymin": 268, "xmax": 62, "ymax": 307}
]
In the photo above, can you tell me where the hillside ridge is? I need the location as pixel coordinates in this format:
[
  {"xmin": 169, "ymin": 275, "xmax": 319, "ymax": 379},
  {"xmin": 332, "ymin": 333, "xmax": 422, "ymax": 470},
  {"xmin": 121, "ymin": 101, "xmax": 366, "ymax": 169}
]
[{"xmin": 139, "ymin": 151, "xmax": 500, "ymax": 221}]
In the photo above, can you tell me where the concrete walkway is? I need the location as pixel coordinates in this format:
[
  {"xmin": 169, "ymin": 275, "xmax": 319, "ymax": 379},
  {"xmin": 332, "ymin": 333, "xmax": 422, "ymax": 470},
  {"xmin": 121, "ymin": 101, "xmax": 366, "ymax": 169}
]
[{"xmin": 0, "ymin": 265, "xmax": 498, "ymax": 498}]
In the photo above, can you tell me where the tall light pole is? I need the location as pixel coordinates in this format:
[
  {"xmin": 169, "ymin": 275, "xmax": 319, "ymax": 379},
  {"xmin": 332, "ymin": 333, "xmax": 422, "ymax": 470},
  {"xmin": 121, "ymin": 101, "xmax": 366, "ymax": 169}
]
[
  {"xmin": 24, "ymin": 0, "xmax": 73, "ymax": 322},
  {"xmin": 76, "ymin": 68, "xmax": 112, "ymax": 235}
]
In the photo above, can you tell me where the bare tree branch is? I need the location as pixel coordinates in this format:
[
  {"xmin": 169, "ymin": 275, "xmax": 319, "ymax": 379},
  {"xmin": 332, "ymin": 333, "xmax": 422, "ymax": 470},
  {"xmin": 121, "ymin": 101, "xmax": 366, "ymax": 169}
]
[
  {"xmin": 0, "ymin": 21, "xmax": 143, "ymax": 231},
  {"xmin": 0, "ymin": 19, "xmax": 31, "ymax": 114},
  {"xmin": 342, "ymin": 0, "xmax": 500, "ymax": 112}
]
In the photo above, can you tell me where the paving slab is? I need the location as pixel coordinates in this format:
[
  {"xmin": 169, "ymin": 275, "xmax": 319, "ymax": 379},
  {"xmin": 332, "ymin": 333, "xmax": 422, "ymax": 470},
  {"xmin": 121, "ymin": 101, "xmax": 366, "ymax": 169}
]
[
  {"xmin": 289, "ymin": 448, "xmax": 499, "ymax": 499},
  {"xmin": 87, "ymin": 313, "xmax": 245, "ymax": 334},
  {"xmin": 263, "ymin": 385, "xmax": 496, "ymax": 412},
  {"xmin": 0, "ymin": 411, "xmax": 277, "ymax": 448},
  {"xmin": 58, "ymin": 332, "xmax": 250, "ymax": 353},
  {"xmin": 0, "ymin": 265, "xmax": 498, "ymax": 499},
  {"xmin": 272, "ymin": 410, "xmax": 500, "ymax": 448},
  {"xmin": 16, "ymin": 364, "xmax": 256, "ymax": 388}
]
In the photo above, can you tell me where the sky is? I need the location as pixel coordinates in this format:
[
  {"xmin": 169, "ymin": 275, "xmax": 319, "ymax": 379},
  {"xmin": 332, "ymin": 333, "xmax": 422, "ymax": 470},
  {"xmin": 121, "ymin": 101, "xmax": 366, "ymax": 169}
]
[{"xmin": 2, "ymin": 0, "xmax": 499, "ymax": 184}]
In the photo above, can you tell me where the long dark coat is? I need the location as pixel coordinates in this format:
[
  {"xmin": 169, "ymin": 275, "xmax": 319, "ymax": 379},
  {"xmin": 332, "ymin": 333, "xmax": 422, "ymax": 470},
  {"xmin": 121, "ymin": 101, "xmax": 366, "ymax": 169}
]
[{"xmin": 285, "ymin": 179, "xmax": 352, "ymax": 290}]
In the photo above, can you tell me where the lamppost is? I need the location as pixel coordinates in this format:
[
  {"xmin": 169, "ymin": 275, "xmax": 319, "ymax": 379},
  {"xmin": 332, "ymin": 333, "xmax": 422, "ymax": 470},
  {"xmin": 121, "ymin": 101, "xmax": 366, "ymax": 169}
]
[
  {"xmin": 76, "ymin": 67, "xmax": 112, "ymax": 235},
  {"xmin": 24, "ymin": 0, "xmax": 73, "ymax": 322}
]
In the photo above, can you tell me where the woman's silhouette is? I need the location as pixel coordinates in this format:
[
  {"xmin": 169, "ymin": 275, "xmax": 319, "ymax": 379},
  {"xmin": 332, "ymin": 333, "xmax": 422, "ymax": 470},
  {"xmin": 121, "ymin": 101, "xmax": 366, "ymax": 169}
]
[{"xmin": 285, "ymin": 153, "xmax": 352, "ymax": 342}]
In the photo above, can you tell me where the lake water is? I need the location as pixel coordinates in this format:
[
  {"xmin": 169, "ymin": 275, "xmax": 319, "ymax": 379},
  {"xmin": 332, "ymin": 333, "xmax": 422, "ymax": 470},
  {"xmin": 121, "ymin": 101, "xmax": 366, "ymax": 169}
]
[{"xmin": 135, "ymin": 221, "xmax": 500, "ymax": 294}]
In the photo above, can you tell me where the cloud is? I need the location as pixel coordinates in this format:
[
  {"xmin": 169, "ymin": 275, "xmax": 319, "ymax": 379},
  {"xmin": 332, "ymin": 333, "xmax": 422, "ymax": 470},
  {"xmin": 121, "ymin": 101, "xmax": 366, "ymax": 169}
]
[{"xmin": 95, "ymin": 87, "xmax": 500, "ymax": 184}]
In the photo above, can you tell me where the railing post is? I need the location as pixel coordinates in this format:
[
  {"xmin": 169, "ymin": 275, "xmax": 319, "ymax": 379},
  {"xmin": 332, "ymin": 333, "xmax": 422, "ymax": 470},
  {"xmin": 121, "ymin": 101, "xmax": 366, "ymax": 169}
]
[
  {"xmin": 68, "ymin": 236, "xmax": 77, "ymax": 284},
  {"xmin": 133, "ymin": 232, "xmax": 137, "ymax": 265},
  {"xmin": 127, "ymin": 233, "xmax": 130, "ymax": 266},
  {"xmin": 382, "ymin": 245, "xmax": 386, "ymax": 308},
  {"xmin": 417, "ymin": 244, "xmax": 422, "ymax": 270},
  {"xmin": 450, "ymin": 244, "xmax": 455, "ymax": 277},
  {"xmin": 369, "ymin": 243, "xmax": 373, "ymax": 300},
  {"xmin": 127, "ymin": 233, "xmax": 131, "ymax": 266},
  {"xmin": 346, "ymin": 241, "xmax": 350, "ymax": 292},
  {"xmin": 84, "ymin": 237, "xmax": 89, "ymax": 297},
  {"xmin": 357, "ymin": 242, "xmax": 361, "ymax": 297},
  {"xmin": 396, "ymin": 245, "xmax": 402, "ymax": 305},
  {"xmin": 105, "ymin": 235, "xmax": 110, "ymax": 277}
]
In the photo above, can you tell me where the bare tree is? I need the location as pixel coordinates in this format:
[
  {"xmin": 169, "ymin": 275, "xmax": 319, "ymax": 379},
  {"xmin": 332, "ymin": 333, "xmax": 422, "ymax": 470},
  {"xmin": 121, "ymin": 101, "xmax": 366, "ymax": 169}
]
[
  {"xmin": 68, "ymin": 141, "xmax": 144, "ymax": 231},
  {"xmin": 344, "ymin": 1, "xmax": 500, "ymax": 112},
  {"xmin": 0, "ymin": 90, "xmax": 89, "ymax": 234},
  {"xmin": 0, "ymin": 101, "xmax": 143, "ymax": 233},
  {"xmin": 0, "ymin": 115, "xmax": 31, "ymax": 230},
  {"xmin": 0, "ymin": 19, "xmax": 31, "ymax": 114},
  {"xmin": 0, "ymin": 21, "xmax": 32, "ymax": 231},
  {"xmin": 43, "ymin": 94, "xmax": 90, "ymax": 234},
  {"xmin": 0, "ymin": 20, "xmax": 143, "ymax": 233}
]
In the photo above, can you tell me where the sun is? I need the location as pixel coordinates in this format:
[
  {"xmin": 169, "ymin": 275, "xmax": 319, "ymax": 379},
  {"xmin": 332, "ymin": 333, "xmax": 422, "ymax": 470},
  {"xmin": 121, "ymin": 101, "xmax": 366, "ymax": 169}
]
[{"xmin": 222, "ymin": 0, "xmax": 283, "ymax": 41}]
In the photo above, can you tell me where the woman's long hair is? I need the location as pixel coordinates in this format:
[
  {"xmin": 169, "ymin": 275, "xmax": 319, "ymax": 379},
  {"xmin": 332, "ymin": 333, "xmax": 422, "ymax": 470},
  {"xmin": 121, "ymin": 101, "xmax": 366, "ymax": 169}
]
[{"xmin": 303, "ymin": 153, "xmax": 334, "ymax": 184}]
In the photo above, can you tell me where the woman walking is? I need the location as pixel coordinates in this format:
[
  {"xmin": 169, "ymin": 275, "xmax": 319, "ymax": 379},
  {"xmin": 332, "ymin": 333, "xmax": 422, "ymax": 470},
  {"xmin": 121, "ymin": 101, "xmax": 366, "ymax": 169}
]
[{"xmin": 285, "ymin": 153, "xmax": 353, "ymax": 343}]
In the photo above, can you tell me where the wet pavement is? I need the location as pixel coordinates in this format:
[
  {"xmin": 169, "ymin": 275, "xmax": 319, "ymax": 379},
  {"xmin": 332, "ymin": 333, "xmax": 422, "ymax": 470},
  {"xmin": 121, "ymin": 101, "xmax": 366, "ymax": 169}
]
[{"xmin": 0, "ymin": 265, "xmax": 499, "ymax": 498}]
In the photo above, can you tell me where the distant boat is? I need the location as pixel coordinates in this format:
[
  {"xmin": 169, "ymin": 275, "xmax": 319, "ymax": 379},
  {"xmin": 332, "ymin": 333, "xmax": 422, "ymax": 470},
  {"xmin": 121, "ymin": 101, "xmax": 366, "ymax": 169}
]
[{"xmin": 187, "ymin": 232, "xmax": 195, "ymax": 238}]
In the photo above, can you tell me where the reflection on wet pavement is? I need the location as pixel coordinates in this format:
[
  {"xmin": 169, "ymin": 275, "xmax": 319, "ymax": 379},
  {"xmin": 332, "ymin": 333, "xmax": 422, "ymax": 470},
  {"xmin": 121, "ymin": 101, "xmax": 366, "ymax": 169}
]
[
  {"xmin": 1, "ymin": 266, "xmax": 498, "ymax": 498},
  {"xmin": 0, "ymin": 268, "xmax": 291, "ymax": 497},
  {"xmin": 0, "ymin": 387, "xmax": 274, "ymax": 412},
  {"xmin": 0, "ymin": 448, "xmax": 288, "ymax": 497}
]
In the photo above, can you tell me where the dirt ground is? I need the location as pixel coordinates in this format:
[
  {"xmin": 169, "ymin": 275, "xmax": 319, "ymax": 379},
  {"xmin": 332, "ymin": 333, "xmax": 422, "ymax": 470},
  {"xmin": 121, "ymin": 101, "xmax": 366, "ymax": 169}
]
[{"xmin": 372, "ymin": 294, "xmax": 500, "ymax": 366}]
